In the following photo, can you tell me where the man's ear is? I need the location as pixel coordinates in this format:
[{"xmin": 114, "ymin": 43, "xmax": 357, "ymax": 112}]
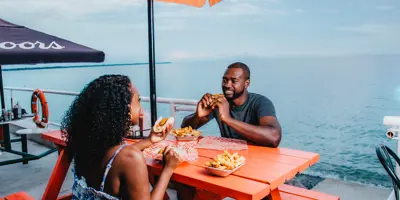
[{"xmin": 244, "ymin": 79, "xmax": 250, "ymax": 89}]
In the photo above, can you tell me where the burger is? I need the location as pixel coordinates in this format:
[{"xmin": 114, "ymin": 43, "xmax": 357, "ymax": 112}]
[{"xmin": 208, "ymin": 93, "xmax": 224, "ymax": 108}]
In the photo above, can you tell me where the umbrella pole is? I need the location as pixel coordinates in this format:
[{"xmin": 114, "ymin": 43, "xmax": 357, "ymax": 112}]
[
  {"xmin": 0, "ymin": 65, "xmax": 12, "ymax": 150},
  {"xmin": 147, "ymin": 0, "xmax": 157, "ymax": 126}
]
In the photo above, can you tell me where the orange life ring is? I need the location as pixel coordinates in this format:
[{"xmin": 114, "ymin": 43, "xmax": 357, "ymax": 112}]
[{"xmin": 31, "ymin": 89, "xmax": 49, "ymax": 128}]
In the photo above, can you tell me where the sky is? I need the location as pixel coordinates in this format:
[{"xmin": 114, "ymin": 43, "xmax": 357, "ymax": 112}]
[{"xmin": 0, "ymin": 0, "xmax": 399, "ymax": 62}]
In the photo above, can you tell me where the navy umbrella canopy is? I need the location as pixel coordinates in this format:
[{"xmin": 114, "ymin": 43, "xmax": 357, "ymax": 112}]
[
  {"xmin": 0, "ymin": 18, "xmax": 105, "ymax": 153},
  {"xmin": 0, "ymin": 18, "xmax": 105, "ymax": 64}
]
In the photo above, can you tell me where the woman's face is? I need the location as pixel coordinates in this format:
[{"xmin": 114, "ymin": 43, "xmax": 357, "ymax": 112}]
[{"xmin": 129, "ymin": 84, "xmax": 141, "ymax": 125}]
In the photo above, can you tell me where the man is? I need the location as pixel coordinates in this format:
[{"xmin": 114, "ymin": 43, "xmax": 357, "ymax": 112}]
[{"xmin": 181, "ymin": 62, "xmax": 282, "ymax": 147}]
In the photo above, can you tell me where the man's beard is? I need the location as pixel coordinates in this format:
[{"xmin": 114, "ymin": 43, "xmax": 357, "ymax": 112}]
[{"xmin": 225, "ymin": 88, "xmax": 245, "ymax": 100}]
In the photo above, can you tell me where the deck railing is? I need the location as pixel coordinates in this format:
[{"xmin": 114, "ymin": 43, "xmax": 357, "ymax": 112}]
[{"xmin": 3, "ymin": 86, "xmax": 197, "ymax": 128}]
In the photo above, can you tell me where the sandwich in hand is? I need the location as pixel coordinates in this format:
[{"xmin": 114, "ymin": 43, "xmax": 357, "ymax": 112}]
[
  {"xmin": 153, "ymin": 116, "xmax": 175, "ymax": 133},
  {"xmin": 207, "ymin": 94, "xmax": 224, "ymax": 108}
]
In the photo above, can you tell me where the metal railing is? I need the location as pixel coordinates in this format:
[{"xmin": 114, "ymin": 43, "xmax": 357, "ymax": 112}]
[{"xmin": 3, "ymin": 86, "xmax": 197, "ymax": 127}]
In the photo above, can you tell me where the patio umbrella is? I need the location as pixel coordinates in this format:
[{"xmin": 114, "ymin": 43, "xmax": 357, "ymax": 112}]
[
  {"xmin": 157, "ymin": 0, "xmax": 222, "ymax": 8},
  {"xmin": 146, "ymin": 0, "xmax": 223, "ymax": 125},
  {"xmin": 0, "ymin": 18, "xmax": 105, "ymax": 163}
]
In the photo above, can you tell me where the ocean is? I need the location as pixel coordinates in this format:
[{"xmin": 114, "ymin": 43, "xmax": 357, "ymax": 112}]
[{"xmin": 2, "ymin": 54, "xmax": 400, "ymax": 188}]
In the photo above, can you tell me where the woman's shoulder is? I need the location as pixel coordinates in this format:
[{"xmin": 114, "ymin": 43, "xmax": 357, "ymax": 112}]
[{"xmin": 118, "ymin": 145, "xmax": 144, "ymax": 163}]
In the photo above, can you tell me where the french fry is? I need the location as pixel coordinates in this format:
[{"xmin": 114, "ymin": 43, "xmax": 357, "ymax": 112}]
[
  {"xmin": 205, "ymin": 150, "xmax": 245, "ymax": 170},
  {"xmin": 158, "ymin": 147, "xmax": 166, "ymax": 155},
  {"xmin": 172, "ymin": 126, "xmax": 201, "ymax": 137}
]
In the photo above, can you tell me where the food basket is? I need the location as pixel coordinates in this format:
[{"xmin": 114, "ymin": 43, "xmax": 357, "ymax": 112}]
[
  {"xmin": 204, "ymin": 150, "xmax": 246, "ymax": 177},
  {"xmin": 171, "ymin": 126, "xmax": 201, "ymax": 141},
  {"xmin": 205, "ymin": 161, "xmax": 245, "ymax": 177}
]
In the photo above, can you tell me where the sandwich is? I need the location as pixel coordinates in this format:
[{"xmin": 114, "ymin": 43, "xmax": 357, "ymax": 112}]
[
  {"xmin": 153, "ymin": 116, "xmax": 175, "ymax": 133},
  {"xmin": 208, "ymin": 93, "xmax": 224, "ymax": 108}
]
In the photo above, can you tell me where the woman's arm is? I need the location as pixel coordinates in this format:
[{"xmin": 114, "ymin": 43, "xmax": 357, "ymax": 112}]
[
  {"xmin": 133, "ymin": 121, "xmax": 173, "ymax": 151},
  {"xmin": 121, "ymin": 146, "xmax": 174, "ymax": 200},
  {"xmin": 132, "ymin": 137, "xmax": 153, "ymax": 151}
]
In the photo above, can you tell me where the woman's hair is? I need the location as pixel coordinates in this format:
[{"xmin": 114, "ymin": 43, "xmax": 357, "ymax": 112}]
[{"xmin": 61, "ymin": 74, "xmax": 133, "ymax": 177}]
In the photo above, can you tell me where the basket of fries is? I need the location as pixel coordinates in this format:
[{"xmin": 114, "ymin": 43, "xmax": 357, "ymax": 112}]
[
  {"xmin": 171, "ymin": 126, "xmax": 201, "ymax": 141},
  {"xmin": 204, "ymin": 150, "xmax": 246, "ymax": 177}
]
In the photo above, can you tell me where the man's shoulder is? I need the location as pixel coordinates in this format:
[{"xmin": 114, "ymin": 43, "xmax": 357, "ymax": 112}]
[
  {"xmin": 248, "ymin": 92, "xmax": 274, "ymax": 105},
  {"xmin": 248, "ymin": 92, "xmax": 276, "ymax": 117}
]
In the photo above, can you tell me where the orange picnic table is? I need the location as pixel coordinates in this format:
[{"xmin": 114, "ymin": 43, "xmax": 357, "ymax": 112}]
[{"xmin": 39, "ymin": 130, "xmax": 320, "ymax": 200}]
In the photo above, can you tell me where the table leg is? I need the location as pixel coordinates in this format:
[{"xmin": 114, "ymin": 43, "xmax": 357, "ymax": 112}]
[
  {"xmin": 21, "ymin": 134, "xmax": 28, "ymax": 164},
  {"xmin": 266, "ymin": 189, "xmax": 282, "ymax": 200},
  {"xmin": 193, "ymin": 189, "xmax": 224, "ymax": 200},
  {"xmin": 2, "ymin": 124, "xmax": 11, "ymax": 150},
  {"xmin": 42, "ymin": 147, "xmax": 72, "ymax": 200}
]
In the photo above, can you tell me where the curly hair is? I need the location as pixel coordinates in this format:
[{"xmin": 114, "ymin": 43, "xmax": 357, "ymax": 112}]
[{"xmin": 61, "ymin": 74, "xmax": 133, "ymax": 177}]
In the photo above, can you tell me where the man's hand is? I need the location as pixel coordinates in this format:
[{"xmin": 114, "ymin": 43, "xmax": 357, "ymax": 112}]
[
  {"xmin": 196, "ymin": 93, "xmax": 214, "ymax": 118},
  {"xmin": 215, "ymin": 96, "xmax": 231, "ymax": 123}
]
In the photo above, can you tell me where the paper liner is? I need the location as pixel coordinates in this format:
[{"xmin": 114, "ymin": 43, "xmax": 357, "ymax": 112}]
[
  {"xmin": 143, "ymin": 140, "xmax": 198, "ymax": 162},
  {"xmin": 196, "ymin": 136, "xmax": 248, "ymax": 150}
]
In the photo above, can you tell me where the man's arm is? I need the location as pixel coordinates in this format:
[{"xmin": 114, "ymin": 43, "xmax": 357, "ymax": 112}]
[
  {"xmin": 223, "ymin": 116, "xmax": 281, "ymax": 147},
  {"xmin": 181, "ymin": 111, "xmax": 214, "ymax": 129},
  {"xmin": 220, "ymin": 96, "xmax": 282, "ymax": 147},
  {"xmin": 181, "ymin": 93, "xmax": 216, "ymax": 129}
]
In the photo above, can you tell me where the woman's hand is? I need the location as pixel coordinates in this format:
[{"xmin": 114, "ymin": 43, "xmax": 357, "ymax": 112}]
[
  {"xmin": 149, "ymin": 123, "xmax": 172, "ymax": 144},
  {"xmin": 163, "ymin": 145, "xmax": 183, "ymax": 170}
]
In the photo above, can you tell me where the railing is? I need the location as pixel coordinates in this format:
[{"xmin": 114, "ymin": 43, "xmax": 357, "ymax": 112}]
[{"xmin": 3, "ymin": 86, "xmax": 197, "ymax": 127}]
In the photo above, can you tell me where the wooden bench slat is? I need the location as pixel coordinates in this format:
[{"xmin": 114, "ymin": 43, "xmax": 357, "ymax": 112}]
[
  {"xmin": 279, "ymin": 184, "xmax": 340, "ymax": 200},
  {"xmin": 281, "ymin": 192, "xmax": 315, "ymax": 200},
  {"xmin": 4, "ymin": 192, "xmax": 35, "ymax": 200}
]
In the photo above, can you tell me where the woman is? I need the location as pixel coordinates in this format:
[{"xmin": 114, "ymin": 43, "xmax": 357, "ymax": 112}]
[{"xmin": 61, "ymin": 74, "xmax": 182, "ymax": 200}]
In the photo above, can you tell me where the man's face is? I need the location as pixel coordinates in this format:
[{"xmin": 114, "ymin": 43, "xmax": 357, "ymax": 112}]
[{"xmin": 222, "ymin": 68, "xmax": 249, "ymax": 100}]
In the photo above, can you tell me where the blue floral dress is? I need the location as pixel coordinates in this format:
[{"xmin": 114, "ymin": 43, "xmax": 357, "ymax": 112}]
[{"xmin": 72, "ymin": 143, "xmax": 129, "ymax": 200}]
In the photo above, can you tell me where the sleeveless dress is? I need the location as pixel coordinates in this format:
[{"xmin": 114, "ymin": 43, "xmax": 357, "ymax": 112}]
[{"xmin": 72, "ymin": 143, "xmax": 129, "ymax": 200}]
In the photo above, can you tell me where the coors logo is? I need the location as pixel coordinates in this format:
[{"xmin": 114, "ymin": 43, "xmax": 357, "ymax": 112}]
[{"xmin": 0, "ymin": 41, "xmax": 65, "ymax": 50}]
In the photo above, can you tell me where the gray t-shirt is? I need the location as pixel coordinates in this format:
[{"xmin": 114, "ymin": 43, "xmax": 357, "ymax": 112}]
[{"xmin": 207, "ymin": 92, "xmax": 277, "ymax": 140}]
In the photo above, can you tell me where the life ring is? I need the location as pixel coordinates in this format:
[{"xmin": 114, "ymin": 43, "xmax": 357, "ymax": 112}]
[{"xmin": 31, "ymin": 89, "xmax": 49, "ymax": 128}]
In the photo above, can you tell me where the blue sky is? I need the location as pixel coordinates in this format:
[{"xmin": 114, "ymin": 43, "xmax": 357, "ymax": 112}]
[{"xmin": 0, "ymin": 0, "xmax": 399, "ymax": 62}]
